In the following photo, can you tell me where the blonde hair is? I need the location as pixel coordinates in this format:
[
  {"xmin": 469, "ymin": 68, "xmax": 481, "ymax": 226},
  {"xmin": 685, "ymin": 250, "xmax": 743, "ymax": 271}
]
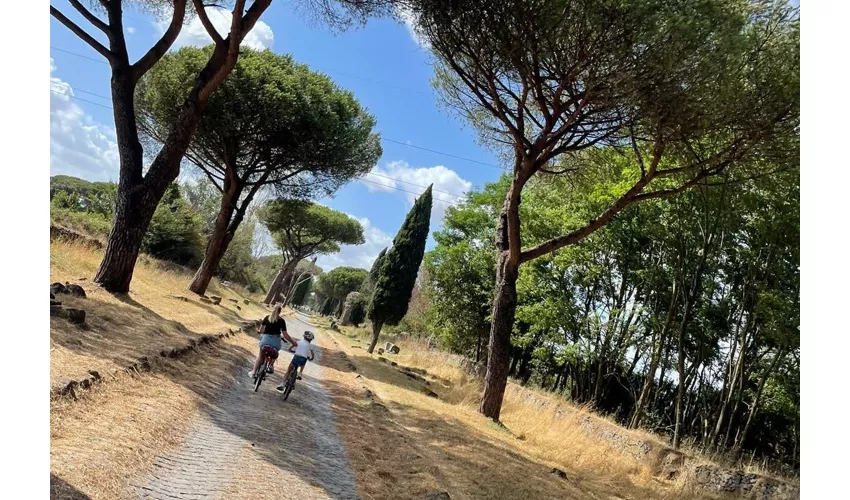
[{"xmin": 270, "ymin": 305, "xmax": 282, "ymax": 323}]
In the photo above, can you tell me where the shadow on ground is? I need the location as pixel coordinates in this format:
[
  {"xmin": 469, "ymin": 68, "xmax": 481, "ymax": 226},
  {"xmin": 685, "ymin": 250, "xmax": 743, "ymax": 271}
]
[{"xmin": 50, "ymin": 474, "xmax": 92, "ymax": 500}]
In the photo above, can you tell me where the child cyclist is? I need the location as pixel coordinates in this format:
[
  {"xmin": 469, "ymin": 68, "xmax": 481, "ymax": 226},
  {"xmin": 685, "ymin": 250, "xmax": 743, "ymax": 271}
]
[{"xmin": 277, "ymin": 330, "xmax": 315, "ymax": 392}]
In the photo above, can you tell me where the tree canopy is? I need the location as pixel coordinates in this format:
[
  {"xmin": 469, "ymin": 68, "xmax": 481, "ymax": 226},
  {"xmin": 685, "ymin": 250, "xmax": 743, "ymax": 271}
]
[
  {"xmin": 406, "ymin": 0, "xmax": 799, "ymax": 421},
  {"xmin": 136, "ymin": 45, "xmax": 381, "ymax": 294},
  {"xmin": 315, "ymin": 266, "xmax": 369, "ymax": 314},
  {"xmin": 259, "ymin": 199, "xmax": 365, "ymax": 304},
  {"xmin": 416, "ymin": 162, "xmax": 799, "ymax": 470}
]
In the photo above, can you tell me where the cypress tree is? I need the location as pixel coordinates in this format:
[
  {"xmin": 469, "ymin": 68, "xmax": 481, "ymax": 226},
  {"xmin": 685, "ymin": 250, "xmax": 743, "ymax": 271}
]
[
  {"xmin": 367, "ymin": 185, "xmax": 433, "ymax": 353},
  {"xmin": 361, "ymin": 247, "xmax": 387, "ymax": 296}
]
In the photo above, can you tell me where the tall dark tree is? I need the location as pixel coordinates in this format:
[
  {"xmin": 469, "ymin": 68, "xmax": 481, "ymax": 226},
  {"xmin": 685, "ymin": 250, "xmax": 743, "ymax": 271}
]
[
  {"xmin": 51, "ymin": 0, "xmax": 276, "ymax": 292},
  {"xmin": 366, "ymin": 186, "xmax": 433, "ymax": 353},
  {"xmin": 409, "ymin": 0, "xmax": 799, "ymax": 421},
  {"xmin": 260, "ymin": 199, "xmax": 364, "ymax": 304},
  {"xmin": 290, "ymin": 275, "xmax": 313, "ymax": 306},
  {"xmin": 136, "ymin": 46, "xmax": 381, "ymax": 295}
]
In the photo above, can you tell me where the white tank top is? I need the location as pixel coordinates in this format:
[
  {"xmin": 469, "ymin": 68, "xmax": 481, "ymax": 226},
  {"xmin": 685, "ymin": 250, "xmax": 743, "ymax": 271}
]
[{"xmin": 294, "ymin": 339, "xmax": 312, "ymax": 358}]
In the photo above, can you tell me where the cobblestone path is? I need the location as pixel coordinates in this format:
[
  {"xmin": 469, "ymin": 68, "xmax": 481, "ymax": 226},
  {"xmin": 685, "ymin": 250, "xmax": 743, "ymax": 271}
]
[{"xmin": 133, "ymin": 315, "xmax": 358, "ymax": 500}]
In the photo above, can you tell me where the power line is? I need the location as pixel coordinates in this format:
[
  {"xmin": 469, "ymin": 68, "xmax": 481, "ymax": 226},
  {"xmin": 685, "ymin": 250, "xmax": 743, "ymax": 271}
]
[
  {"xmin": 380, "ymin": 137, "xmax": 506, "ymax": 171},
  {"xmin": 49, "ymin": 87, "xmax": 468, "ymax": 205},
  {"xmin": 358, "ymin": 178, "xmax": 459, "ymax": 205},
  {"xmin": 51, "ymin": 88, "xmax": 113, "ymax": 110},
  {"xmin": 365, "ymin": 171, "xmax": 466, "ymax": 198},
  {"xmin": 50, "ymin": 45, "xmax": 506, "ymax": 171},
  {"xmin": 51, "ymin": 46, "xmax": 108, "ymax": 65}
]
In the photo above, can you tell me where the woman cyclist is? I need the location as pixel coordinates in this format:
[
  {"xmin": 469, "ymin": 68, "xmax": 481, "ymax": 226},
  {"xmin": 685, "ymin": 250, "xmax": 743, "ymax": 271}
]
[{"xmin": 249, "ymin": 305, "xmax": 295, "ymax": 377}]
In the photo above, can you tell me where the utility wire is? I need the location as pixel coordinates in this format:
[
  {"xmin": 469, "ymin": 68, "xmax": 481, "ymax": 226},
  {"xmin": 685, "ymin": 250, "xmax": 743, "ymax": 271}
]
[
  {"xmin": 50, "ymin": 88, "xmax": 469, "ymax": 205},
  {"xmin": 50, "ymin": 45, "xmax": 507, "ymax": 171}
]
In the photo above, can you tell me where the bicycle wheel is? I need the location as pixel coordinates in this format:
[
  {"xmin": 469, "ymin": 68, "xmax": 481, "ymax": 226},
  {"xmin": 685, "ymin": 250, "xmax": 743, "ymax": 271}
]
[
  {"xmin": 254, "ymin": 363, "xmax": 267, "ymax": 392},
  {"xmin": 282, "ymin": 372, "xmax": 295, "ymax": 401}
]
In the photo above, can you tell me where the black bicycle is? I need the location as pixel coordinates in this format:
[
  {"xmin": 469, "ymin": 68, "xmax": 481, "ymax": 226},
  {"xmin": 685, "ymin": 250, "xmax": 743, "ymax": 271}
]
[
  {"xmin": 253, "ymin": 345, "xmax": 279, "ymax": 392},
  {"xmin": 280, "ymin": 361, "xmax": 298, "ymax": 401}
]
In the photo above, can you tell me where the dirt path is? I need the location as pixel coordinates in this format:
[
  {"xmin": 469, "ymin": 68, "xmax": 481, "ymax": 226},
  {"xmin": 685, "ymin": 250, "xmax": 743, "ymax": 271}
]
[{"xmin": 133, "ymin": 314, "xmax": 358, "ymax": 500}]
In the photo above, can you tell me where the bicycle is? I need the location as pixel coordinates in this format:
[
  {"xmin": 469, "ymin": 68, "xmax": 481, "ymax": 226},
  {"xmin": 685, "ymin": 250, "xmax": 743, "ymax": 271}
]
[
  {"xmin": 253, "ymin": 345, "xmax": 279, "ymax": 392},
  {"xmin": 280, "ymin": 359, "xmax": 299, "ymax": 401}
]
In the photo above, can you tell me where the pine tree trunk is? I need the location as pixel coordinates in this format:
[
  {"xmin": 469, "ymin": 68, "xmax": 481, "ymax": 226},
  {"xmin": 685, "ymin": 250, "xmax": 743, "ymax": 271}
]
[
  {"xmin": 93, "ymin": 65, "xmax": 153, "ymax": 293},
  {"xmin": 479, "ymin": 249, "xmax": 519, "ymax": 420},
  {"xmin": 264, "ymin": 269, "xmax": 286, "ymax": 305},
  {"xmin": 189, "ymin": 177, "xmax": 243, "ymax": 295},
  {"xmin": 264, "ymin": 258, "xmax": 299, "ymax": 305},
  {"xmin": 733, "ymin": 350, "xmax": 783, "ymax": 460},
  {"xmin": 95, "ymin": 31, "xmax": 246, "ymax": 292}
]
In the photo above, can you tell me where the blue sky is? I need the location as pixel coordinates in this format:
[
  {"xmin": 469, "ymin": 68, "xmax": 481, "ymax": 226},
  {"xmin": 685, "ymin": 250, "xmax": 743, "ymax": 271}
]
[{"xmin": 49, "ymin": 2, "xmax": 504, "ymax": 272}]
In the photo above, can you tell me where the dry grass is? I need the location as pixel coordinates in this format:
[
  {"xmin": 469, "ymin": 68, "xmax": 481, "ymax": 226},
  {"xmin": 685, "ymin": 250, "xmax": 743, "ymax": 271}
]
[
  {"xmin": 314, "ymin": 321, "xmax": 715, "ymax": 500},
  {"xmin": 50, "ymin": 239, "xmax": 270, "ymax": 387},
  {"xmin": 50, "ymin": 336, "xmax": 252, "ymax": 500},
  {"xmin": 49, "ymin": 239, "xmax": 273, "ymax": 498}
]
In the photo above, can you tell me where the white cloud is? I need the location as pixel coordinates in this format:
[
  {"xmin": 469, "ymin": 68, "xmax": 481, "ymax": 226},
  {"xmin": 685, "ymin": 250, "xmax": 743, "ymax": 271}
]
[
  {"xmin": 50, "ymin": 59, "xmax": 120, "ymax": 181},
  {"xmin": 361, "ymin": 160, "xmax": 472, "ymax": 224},
  {"xmin": 161, "ymin": 7, "xmax": 274, "ymax": 51},
  {"xmin": 397, "ymin": 6, "xmax": 430, "ymax": 49},
  {"xmin": 127, "ymin": 26, "xmax": 136, "ymax": 35},
  {"xmin": 315, "ymin": 216, "xmax": 393, "ymax": 272}
]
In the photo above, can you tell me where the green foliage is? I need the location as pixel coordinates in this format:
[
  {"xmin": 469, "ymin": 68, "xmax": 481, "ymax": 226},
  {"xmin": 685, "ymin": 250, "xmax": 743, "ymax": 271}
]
[
  {"xmin": 260, "ymin": 199, "xmax": 365, "ymax": 258},
  {"xmin": 140, "ymin": 185, "xmax": 205, "ymax": 267},
  {"xmin": 320, "ymin": 297, "xmax": 334, "ymax": 316},
  {"xmin": 290, "ymin": 276, "xmax": 313, "ymax": 306},
  {"xmin": 348, "ymin": 295, "xmax": 367, "ymax": 327},
  {"xmin": 50, "ymin": 175, "xmax": 205, "ymax": 267},
  {"xmin": 315, "ymin": 266, "xmax": 369, "ymax": 312},
  {"xmin": 423, "ymin": 162, "xmax": 799, "ymax": 466},
  {"xmin": 361, "ymin": 247, "xmax": 387, "ymax": 296},
  {"xmin": 137, "ymin": 46, "xmax": 382, "ymax": 201},
  {"xmin": 368, "ymin": 186, "xmax": 433, "ymax": 327}
]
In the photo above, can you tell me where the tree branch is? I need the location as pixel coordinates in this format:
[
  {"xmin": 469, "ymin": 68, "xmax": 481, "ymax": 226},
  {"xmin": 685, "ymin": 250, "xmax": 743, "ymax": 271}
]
[
  {"xmin": 193, "ymin": 0, "xmax": 225, "ymax": 45},
  {"xmin": 133, "ymin": 0, "xmax": 188, "ymax": 82},
  {"xmin": 519, "ymin": 140, "xmax": 665, "ymax": 264},
  {"xmin": 69, "ymin": 0, "xmax": 109, "ymax": 33},
  {"xmin": 50, "ymin": 6, "xmax": 115, "ymax": 63}
]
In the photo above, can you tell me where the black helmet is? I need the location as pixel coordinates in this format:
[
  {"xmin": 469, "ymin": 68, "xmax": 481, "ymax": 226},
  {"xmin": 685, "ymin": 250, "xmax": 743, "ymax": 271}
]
[{"xmin": 303, "ymin": 331, "xmax": 314, "ymax": 341}]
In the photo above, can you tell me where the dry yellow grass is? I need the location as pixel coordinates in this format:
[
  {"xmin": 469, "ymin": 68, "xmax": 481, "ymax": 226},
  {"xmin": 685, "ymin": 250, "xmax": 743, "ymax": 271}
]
[
  {"xmin": 316, "ymin": 321, "xmax": 715, "ymax": 500},
  {"xmin": 50, "ymin": 239, "xmax": 270, "ymax": 387},
  {"xmin": 50, "ymin": 336, "xmax": 254, "ymax": 499}
]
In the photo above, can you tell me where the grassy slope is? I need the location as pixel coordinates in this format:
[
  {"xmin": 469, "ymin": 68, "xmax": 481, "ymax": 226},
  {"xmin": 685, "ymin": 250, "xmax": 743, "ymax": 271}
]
[
  {"xmin": 50, "ymin": 239, "xmax": 276, "ymax": 499},
  {"xmin": 50, "ymin": 239, "xmax": 268, "ymax": 388},
  {"xmin": 48, "ymin": 240, "xmax": 723, "ymax": 499},
  {"xmin": 310, "ymin": 319, "xmax": 714, "ymax": 500}
]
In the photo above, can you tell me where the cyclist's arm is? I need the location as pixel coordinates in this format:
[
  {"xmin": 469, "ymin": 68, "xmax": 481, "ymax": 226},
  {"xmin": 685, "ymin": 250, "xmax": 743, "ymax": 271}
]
[
  {"xmin": 309, "ymin": 348, "xmax": 315, "ymax": 361},
  {"xmin": 281, "ymin": 329, "xmax": 296, "ymax": 348}
]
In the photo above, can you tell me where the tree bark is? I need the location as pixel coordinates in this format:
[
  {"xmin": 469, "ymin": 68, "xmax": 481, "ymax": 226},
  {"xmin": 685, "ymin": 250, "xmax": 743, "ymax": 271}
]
[
  {"xmin": 631, "ymin": 282, "xmax": 680, "ymax": 429},
  {"xmin": 264, "ymin": 258, "xmax": 299, "ymax": 305},
  {"xmin": 188, "ymin": 173, "xmax": 243, "ymax": 294},
  {"xmin": 91, "ymin": 0, "xmax": 273, "ymax": 293},
  {"xmin": 367, "ymin": 319, "xmax": 384, "ymax": 353}
]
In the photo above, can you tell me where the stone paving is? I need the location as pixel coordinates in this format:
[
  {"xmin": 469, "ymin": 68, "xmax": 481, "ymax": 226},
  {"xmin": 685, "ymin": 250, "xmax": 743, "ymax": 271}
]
[{"xmin": 133, "ymin": 315, "xmax": 357, "ymax": 500}]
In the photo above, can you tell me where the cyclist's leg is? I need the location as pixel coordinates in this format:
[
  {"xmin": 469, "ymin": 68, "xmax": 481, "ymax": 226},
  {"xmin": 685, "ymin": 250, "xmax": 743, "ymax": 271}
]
[{"xmin": 277, "ymin": 361, "xmax": 295, "ymax": 391}]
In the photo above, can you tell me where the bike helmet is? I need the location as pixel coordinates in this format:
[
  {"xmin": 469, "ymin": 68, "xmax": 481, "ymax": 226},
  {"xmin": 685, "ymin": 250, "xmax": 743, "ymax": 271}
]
[{"xmin": 303, "ymin": 331, "xmax": 314, "ymax": 341}]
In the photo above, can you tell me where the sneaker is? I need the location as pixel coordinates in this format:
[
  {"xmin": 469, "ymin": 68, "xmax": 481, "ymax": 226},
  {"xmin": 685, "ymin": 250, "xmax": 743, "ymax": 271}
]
[
  {"xmin": 268, "ymin": 366, "xmax": 274, "ymax": 374},
  {"xmin": 248, "ymin": 370, "xmax": 255, "ymax": 378},
  {"xmin": 275, "ymin": 385, "xmax": 285, "ymax": 393},
  {"xmin": 296, "ymin": 375, "xmax": 303, "ymax": 380}
]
